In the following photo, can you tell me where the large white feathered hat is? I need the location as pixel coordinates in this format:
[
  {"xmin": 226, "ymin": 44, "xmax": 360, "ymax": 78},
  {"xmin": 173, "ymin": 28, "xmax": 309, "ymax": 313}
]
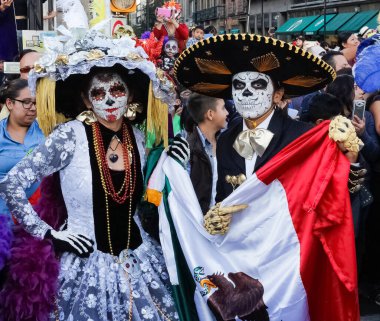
[{"xmin": 30, "ymin": 0, "xmax": 175, "ymax": 147}]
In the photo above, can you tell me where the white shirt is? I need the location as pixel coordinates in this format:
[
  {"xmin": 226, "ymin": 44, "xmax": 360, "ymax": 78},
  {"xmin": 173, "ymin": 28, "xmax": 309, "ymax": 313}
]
[{"xmin": 243, "ymin": 110, "xmax": 275, "ymax": 179}]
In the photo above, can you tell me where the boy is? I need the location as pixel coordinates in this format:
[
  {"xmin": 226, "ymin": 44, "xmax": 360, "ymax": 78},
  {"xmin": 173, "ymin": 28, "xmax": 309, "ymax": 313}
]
[
  {"xmin": 186, "ymin": 93, "xmax": 228, "ymax": 214},
  {"xmin": 186, "ymin": 25, "xmax": 205, "ymax": 48},
  {"xmin": 307, "ymin": 92, "xmax": 343, "ymax": 124}
]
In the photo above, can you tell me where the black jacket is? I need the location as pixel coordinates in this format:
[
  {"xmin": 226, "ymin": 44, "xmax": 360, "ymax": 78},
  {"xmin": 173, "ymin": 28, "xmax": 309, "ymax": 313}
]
[
  {"xmin": 187, "ymin": 128, "xmax": 214, "ymax": 214},
  {"xmin": 216, "ymin": 109, "xmax": 313, "ymax": 202}
]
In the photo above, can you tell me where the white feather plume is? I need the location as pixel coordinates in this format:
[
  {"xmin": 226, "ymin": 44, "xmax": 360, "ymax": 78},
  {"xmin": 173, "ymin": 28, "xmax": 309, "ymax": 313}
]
[{"xmin": 57, "ymin": 0, "xmax": 89, "ymax": 29}]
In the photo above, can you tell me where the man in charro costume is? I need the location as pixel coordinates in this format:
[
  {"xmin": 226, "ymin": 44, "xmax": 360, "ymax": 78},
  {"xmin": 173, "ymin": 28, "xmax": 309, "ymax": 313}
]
[
  {"xmin": 146, "ymin": 33, "xmax": 363, "ymax": 321},
  {"xmin": 174, "ymin": 34, "xmax": 364, "ymax": 233}
]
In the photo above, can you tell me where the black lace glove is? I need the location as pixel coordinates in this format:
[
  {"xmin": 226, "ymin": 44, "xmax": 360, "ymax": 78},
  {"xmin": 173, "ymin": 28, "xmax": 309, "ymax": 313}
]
[
  {"xmin": 167, "ymin": 135, "xmax": 190, "ymax": 165},
  {"xmin": 45, "ymin": 229, "xmax": 94, "ymax": 258}
]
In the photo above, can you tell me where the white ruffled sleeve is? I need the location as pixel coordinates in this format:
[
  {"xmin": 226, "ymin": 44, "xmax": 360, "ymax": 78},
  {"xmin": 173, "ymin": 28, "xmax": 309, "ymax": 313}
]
[{"xmin": 0, "ymin": 123, "xmax": 76, "ymax": 238}]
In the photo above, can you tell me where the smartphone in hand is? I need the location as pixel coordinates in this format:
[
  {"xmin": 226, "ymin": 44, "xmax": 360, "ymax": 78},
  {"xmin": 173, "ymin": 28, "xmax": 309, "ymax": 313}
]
[
  {"xmin": 352, "ymin": 100, "xmax": 366, "ymax": 120},
  {"xmin": 156, "ymin": 7, "xmax": 172, "ymax": 18}
]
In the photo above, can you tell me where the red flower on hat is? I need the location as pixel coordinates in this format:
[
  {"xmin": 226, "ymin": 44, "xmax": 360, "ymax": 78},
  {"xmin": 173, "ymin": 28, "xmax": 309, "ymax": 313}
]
[
  {"xmin": 135, "ymin": 33, "xmax": 164, "ymax": 65},
  {"xmin": 163, "ymin": 0, "xmax": 182, "ymax": 10}
]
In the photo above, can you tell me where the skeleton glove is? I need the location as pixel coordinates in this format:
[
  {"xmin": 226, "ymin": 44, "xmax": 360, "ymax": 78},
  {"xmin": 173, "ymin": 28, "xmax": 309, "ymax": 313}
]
[
  {"xmin": 329, "ymin": 115, "xmax": 363, "ymax": 153},
  {"xmin": 167, "ymin": 135, "xmax": 190, "ymax": 165},
  {"xmin": 45, "ymin": 230, "xmax": 94, "ymax": 258},
  {"xmin": 204, "ymin": 203, "xmax": 248, "ymax": 235}
]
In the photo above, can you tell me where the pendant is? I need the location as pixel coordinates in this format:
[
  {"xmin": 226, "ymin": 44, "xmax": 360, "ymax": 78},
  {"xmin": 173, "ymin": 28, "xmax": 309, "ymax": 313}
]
[
  {"xmin": 109, "ymin": 153, "xmax": 119, "ymax": 163},
  {"xmin": 119, "ymin": 249, "xmax": 142, "ymax": 279}
]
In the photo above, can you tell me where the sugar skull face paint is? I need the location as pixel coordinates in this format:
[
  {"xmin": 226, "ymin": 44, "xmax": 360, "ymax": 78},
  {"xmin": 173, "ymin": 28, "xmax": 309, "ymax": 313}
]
[
  {"xmin": 88, "ymin": 72, "xmax": 129, "ymax": 122},
  {"xmin": 164, "ymin": 39, "xmax": 179, "ymax": 57},
  {"xmin": 232, "ymin": 71, "xmax": 274, "ymax": 119}
]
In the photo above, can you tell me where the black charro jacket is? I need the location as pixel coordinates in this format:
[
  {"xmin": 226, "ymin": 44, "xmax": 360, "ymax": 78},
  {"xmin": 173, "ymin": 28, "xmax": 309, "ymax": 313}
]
[
  {"xmin": 216, "ymin": 109, "xmax": 313, "ymax": 202},
  {"xmin": 187, "ymin": 127, "xmax": 214, "ymax": 215}
]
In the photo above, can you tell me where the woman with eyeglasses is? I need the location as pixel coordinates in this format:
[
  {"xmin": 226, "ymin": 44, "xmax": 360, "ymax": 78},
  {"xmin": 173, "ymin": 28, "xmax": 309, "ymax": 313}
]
[{"xmin": 0, "ymin": 78, "xmax": 44, "ymax": 221}]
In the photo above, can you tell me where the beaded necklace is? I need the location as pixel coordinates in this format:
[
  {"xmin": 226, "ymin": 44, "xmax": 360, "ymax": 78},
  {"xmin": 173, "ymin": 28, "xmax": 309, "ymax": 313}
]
[
  {"xmin": 92, "ymin": 121, "xmax": 136, "ymax": 320},
  {"xmin": 90, "ymin": 121, "xmax": 171, "ymax": 321}
]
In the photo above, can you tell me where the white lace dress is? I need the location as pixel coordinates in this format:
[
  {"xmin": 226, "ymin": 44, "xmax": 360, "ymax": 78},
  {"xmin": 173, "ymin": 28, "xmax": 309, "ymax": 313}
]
[{"xmin": 0, "ymin": 120, "xmax": 179, "ymax": 321}]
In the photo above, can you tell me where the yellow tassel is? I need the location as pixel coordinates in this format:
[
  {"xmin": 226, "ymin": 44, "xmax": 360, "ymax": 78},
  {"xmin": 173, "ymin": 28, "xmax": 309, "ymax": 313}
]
[
  {"xmin": 147, "ymin": 81, "xmax": 168, "ymax": 147},
  {"xmin": 36, "ymin": 78, "xmax": 70, "ymax": 136}
]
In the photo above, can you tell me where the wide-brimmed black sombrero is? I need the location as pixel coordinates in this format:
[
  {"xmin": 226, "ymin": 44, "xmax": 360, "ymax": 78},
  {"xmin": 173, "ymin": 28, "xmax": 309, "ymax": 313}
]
[{"xmin": 174, "ymin": 34, "xmax": 336, "ymax": 98}]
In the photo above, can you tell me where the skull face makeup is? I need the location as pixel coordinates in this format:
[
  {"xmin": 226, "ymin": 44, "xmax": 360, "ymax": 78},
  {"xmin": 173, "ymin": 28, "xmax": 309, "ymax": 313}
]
[
  {"xmin": 232, "ymin": 71, "xmax": 274, "ymax": 119},
  {"xmin": 88, "ymin": 72, "xmax": 129, "ymax": 122},
  {"xmin": 164, "ymin": 39, "xmax": 179, "ymax": 58}
]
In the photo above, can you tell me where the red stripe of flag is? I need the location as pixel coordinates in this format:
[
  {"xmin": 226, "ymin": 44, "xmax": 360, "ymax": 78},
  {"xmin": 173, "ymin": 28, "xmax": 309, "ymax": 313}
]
[{"xmin": 257, "ymin": 121, "xmax": 359, "ymax": 321}]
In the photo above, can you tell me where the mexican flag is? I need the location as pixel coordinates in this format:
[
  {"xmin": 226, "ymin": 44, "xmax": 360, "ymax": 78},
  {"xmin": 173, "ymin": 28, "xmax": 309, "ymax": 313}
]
[{"xmin": 146, "ymin": 121, "xmax": 359, "ymax": 321}]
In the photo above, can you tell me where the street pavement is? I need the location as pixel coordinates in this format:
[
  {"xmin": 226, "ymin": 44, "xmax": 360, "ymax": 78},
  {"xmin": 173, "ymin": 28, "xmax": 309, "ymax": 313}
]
[
  {"xmin": 361, "ymin": 316, "xmax": 380, "ymax": 321},
  {"xmin": 361, "ymin": 295, "xmax": 380, "ymax": 321}
]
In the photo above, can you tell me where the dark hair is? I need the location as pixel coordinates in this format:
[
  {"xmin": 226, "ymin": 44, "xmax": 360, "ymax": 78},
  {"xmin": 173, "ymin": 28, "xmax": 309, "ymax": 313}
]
[
  {"xmin": 204, "ymin": 25, "xmax": 217, "ymax": 35},
  {"xmin": 180, "ymin": 105, "xmax": 196, "ymax": 133},
  {"xmin": 187, "ymin": 93, "xmax": 220, "ymax": 124},
  {"xmin": 325, "ymin": 74, "xmax": 354, "ymax": 114},
  {"xmin": 55, "ymin": 64, "xmax": 149, "ymax": 122},
  {"xmin": 15, "ymin": 49, "xmax": 38, "ymax": 62},
  {"xmin": 366, "ymin": 90, "xmax": 380, "ymax": 110},
  {"xmin": 0, "ymin": 78, "xmax": 28, "ymax": 104},
  {"xmin": 337, "ymin": 32, "xmax": 353, "ymax": 49},
  {"xmin": 336, "ymin": 67, "xmax": 352, "ymax": 77},
  {"xmin": 194, "ymin": 25, "xmax": 204, "ymax": 32},
  {"xmin": 320, "ymin": 41, "xmax": 330, "ymax": 49},
  {"xmin": 321, "ymin": 51, "xmax": 344, "ymax": 70},
  {"xmin": 308, "ymin": 93, "xmax": 344, "ymax": 123}
]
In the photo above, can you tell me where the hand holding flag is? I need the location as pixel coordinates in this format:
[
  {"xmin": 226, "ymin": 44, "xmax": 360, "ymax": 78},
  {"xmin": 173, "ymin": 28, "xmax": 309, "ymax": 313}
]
[
  {"xmin": 150, "ymin": 120, "xmax": 359, "ymax": 321},
  {"xmin": 204, "ymin": 202, "xmax": 248, "ymax": 235}
]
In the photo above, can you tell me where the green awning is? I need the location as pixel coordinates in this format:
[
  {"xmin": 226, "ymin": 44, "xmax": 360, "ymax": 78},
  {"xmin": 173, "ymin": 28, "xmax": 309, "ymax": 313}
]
[
  {"xmin": 338, "ymin": 10, "xmax": 378, "ymax": 33},
  {"xmin": 323, "ymin": 12, "xmax": 356, "ymax": 34},
  {"xmin": 303, "ymin": 14, "xmax": 336, "ymax": 35},
  {"xmin": 231, "ymin": 28, "xmax": 240, "ymax": 34},
  {"xmin": 276, "ymin": 15, "xmax": 319, "ymax": 35},
  {"xmin": 366, "ymin": 14, "xmax": 379, "ymax": 29}
]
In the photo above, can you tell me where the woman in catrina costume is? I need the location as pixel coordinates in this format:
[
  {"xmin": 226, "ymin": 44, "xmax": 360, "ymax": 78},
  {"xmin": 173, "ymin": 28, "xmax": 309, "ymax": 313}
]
[{"xmin": 0, "ymin": 16, "xmax": 190, "ymax": 321}]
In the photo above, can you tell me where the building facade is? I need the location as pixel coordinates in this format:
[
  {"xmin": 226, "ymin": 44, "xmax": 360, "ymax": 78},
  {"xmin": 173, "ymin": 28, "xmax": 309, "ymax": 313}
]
[
  {"xmin": 73, "ymin": 0, "xmax": 380, "ymax": 39},
  {"xmin": 189, "ymin": 0, "xmax": 380, "ymax": 38}
]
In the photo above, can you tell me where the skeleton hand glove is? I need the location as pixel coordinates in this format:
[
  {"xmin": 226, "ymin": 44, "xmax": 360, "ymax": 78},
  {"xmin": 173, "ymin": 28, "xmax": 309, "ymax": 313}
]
[
  {"xmin": 204, "ymin": 203, "xmax": 248, "ymax": 235},
  {"xmin": 167, "ymin": 135, "xmax": 190, "ymax": 165},
  {"xmin": 329, "ymin": 115, "xmax": 363, "ymax": 153},
  {"xmin": 45, "ymin": 230, "xmax": 94, "ymax": 258}
]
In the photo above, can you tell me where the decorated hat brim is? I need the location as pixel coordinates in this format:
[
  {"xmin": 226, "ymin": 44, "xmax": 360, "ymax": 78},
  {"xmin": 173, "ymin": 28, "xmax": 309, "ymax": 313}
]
[{"xmin": 174, "ymin": 34, "xmax": 336, "ymax": 98}]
